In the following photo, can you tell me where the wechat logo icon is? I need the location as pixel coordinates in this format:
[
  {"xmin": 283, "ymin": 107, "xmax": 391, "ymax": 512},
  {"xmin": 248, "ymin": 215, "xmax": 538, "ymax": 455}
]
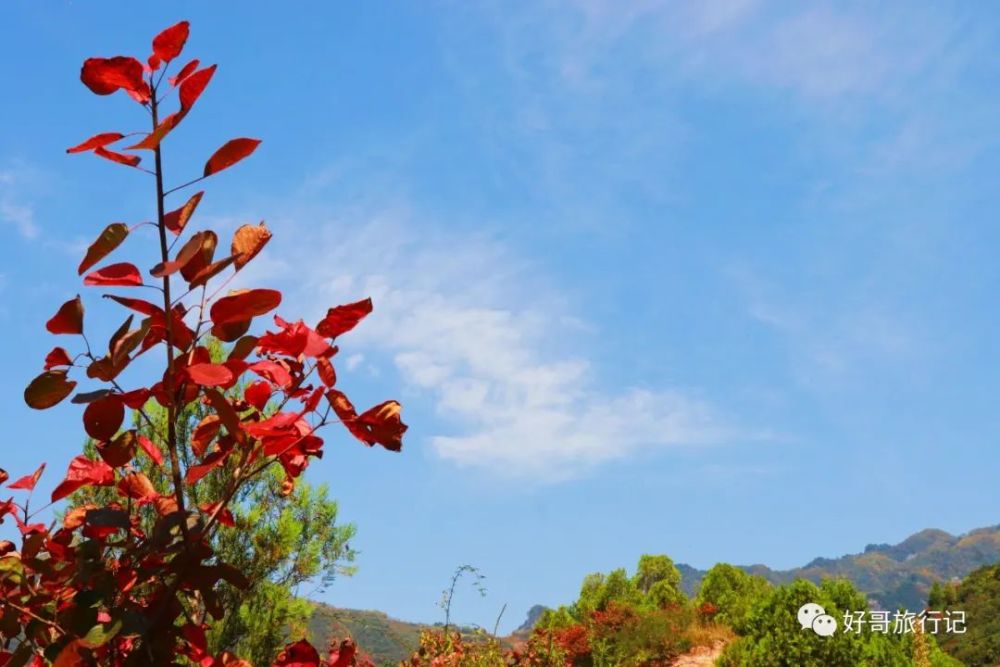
[{"xmin": 798, "ymin": 602, "xmax": 838, "ymax": 637}]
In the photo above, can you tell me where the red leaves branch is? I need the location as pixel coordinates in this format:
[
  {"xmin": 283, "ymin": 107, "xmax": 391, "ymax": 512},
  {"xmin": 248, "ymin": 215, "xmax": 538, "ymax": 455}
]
[{"xmin": 13, "ymin": 19, "xmax": 406, "ymax": 665}]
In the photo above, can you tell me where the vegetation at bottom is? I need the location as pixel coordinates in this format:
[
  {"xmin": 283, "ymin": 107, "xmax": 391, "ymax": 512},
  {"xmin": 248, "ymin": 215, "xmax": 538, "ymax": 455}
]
[
  {"xmin": 928, "ymin": 562, "xmax": 1000, "ymax": 666},
  {"xmin": 379, "ymin": 554, "xmax": 978, "ymax": 667}
]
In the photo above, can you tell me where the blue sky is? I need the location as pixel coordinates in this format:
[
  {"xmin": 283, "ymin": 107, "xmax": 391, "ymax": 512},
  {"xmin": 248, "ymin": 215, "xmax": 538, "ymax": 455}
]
[{"xmin": 2, "ymin": 1, "xmax": 1000, "ymax": 633}]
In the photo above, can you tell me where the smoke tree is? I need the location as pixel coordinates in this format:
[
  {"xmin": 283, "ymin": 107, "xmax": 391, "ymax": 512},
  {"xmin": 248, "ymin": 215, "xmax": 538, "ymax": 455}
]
[{"xmin": 1, "ymin": 20, "xmax": 404, "ymax": 666}]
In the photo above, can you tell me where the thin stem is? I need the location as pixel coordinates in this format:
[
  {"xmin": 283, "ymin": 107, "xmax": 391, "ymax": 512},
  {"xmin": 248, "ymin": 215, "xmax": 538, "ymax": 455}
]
[
  {"xmin": 151, "ymin": 83, "xmax": 191, "ymax": 545},
  {"xmin": 163, "ymin": 175, "xmax": 206, "ymax": 198},
  {"xmin": 6, "ymin": 601, "xmax": 66, "ymax": 634}
]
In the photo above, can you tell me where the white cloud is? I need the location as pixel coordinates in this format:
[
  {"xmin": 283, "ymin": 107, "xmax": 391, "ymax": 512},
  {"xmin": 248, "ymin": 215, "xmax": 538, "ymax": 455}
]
[
  {"xmin": 0, "ymin": 169, "xmax": 40, "ymax": 239},
  {"xmin": 550, "ymin": 0, "xmax": 956, "ymax": 104},
  {"xmin": 270, "ymin": 211, "xmax": 732, "ymax": 480}
]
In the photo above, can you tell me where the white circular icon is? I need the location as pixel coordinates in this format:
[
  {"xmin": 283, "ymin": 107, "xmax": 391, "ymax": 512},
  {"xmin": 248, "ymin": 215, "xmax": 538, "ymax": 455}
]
[
  {"xmin": 797, "ymin": 602, "xmax": 825, "ymax": 630},
  {"xmin": 811, "ymin": 613, "xmax": 838, "ymax": 637}
]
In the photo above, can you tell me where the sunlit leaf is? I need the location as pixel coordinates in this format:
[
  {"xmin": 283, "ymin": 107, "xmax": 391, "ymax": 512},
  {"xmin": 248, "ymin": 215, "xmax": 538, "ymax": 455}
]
[
  {"xmin": 93, "ymin": 146, "xmax": 141, "ymax": 167},
  {"xmin": 84, "ymin": 263, "xmax": 143, "ymax": 287},
  {"xmin": 8, "ymin": 463, "xmax": 45, "ymax": 491},
  {"xmin": 66, "ymin": 132, "xmax": 124, "ymax": 154},
  {"xmin": 209, "ymin": 289, "xmax": 281, "ymax": 326},
  {"xmin": 169, "ymin": 58, "xmax": 200, "ymax": 86},
  {"xmin": 137, "ymin": 434, "xmax": 165, "ymax": 466},
  {"xmin": 179, "ymin": 230, "xmax": 217, "ymax": 281},
  {"xmin": 186, "ymin": 363, "xmax": 234, "ymax": 388},
  {"xmin": 179, "ymin": 64, "xmax": 216, "ymax": 110},
  {"xmin": 51, "ymin": 456, "xmax": 115, "ymax": 502},
  {"xmin": 203, "ymin": 138, "xmax": 261, "ymax": 177},
  {"xmin": 316, "ymin": 298, "xmax": 372, "ymax": 338},
  {"xmin": 44, "ymin": 347, "xmax": 73, "ymax": 370},
  {"xmin": 117, "ymin": 472, "xmax": 159, "ymax": 503},
  {"xmin": 231, "ymin": 221, "xmax": 271, "ymax": 270},
  {"xmin": 80, "ymin": 56, "xmax": 150, "ymax": 102},
  {"xmin": 78, "ymin": 223, "xmax": 129, "ymax": 275},
  {"xmin": 152, "ymin": 20, "xmax": 189, "ymax": 63}
]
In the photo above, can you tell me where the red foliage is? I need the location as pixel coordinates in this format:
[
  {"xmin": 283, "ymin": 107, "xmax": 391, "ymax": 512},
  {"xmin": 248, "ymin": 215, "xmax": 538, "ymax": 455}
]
[
  {"xmin": 3, "ymin": 21, "xmax": 404, "ymax": 665},
  {"xmin": 552, "ymin": 624, "xmax": 591, "ymax": 661}
]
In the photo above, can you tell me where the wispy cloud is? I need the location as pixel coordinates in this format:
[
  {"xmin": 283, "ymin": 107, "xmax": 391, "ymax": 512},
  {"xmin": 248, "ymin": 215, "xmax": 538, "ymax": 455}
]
[
  {"xmin": 729, "ymin": 265, "xmax": 923, "ymax": 387},
  {"xmin": 265, "ymin": 208, "xmax": 735, "ymax": 481},
  {"xmin": 0, "ymin": 168, "xmax": 40, "ymax": 240}
]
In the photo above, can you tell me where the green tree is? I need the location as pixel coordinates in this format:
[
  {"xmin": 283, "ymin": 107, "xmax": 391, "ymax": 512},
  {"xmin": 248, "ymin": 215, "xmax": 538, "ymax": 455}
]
[
  {"xmin": 932, "ymin": 563, "xmax": 1000, "ymax": 666},
  {"xmin": 695, "ymin": 563, "xmax": 770, "ymax": 631},
  {"xmin": 718, "ymin": 578, "xmax": 960, "ymax": 667},
  {"xmin": 633, "ymin": 554, "xmax": 686, "ymax": 609},
  {"xmin": 632, "ymin": 554, "xmax": 682, "ymax": 594},
  {"xmin": 70, "ymin": 340, "xmax": 356, "ymax": 665}
]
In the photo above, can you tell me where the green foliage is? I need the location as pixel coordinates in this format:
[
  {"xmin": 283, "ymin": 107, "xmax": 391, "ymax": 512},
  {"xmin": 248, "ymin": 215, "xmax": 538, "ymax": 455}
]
[
  {"xmin": 717, "ymin": 578, "xmax": 959, "ymax": 667},
  {"xmin": 633, "ymin": 554, "xmax": 682, "ymax": 594},
  {"xmin": 696, "ymin": 563, "xmax": 771, "ymax": 632},
  {"xmin": 69, "ymin": 340, "xmax": 357, "ymax": 665},
  {"xmin": 933, "ymin": 563, "xmax": 1000, "ymax": 666}
]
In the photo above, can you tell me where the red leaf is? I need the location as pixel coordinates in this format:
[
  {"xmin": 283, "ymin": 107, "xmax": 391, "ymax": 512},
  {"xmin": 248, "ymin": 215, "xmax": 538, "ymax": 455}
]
[
  {"xmin": 96, "ymin": 430, "xmax": 137, "ymax": 468},
  {"xmin": 118, "ymin": 387, "xmax": 151, "ymax": 409},
  {"xmin": 191, "ymin": 415, "xmax": 221, "ymax": 457},
  {"xmin": 185, "ymin": 450, "xmax": 227, "ymax": 485},
  {"xmin": 169, "ymin": 58, "xmax": 200, "ymax": 86},
  {"xmin": 46, "ymin": 296, "xmax": 84, "ymax": 334},
  {"xmin": 327, "ymin": 390, "xmax": 406, "ymax": 452},
  {"xmin": 93, "ymin": 146, "xmax": 141, "ymax": 167},
  {"xmin": 8, "ymin": 463, "xmax": 45, "ymax": 491},
  {"xmin": 80, "ymin": 56, "xmax": 150, "ymax": 102},
  {"xmin": 152, "ymin": 20, "xmax": 189, "ymax": 63},
  {"xmin": 328, "ymin": 639, "xmax": 359, "ymax": 667},
  {"xmin": 24, "ymin": 370, "xmax": 77, "ymax": 409},
  {"xmin": 164, "ymin": 191, "xmax": 205, "ymax": 235},
  {"xmin": 137, "ymin": 434, "xmax": 165, "ymax": 466},
  {"xmin": 84, "ymin": 263, "xmax": 143, "ymax": 287},
  {"xmin": 316, "ymin": 298, "xmax": 373, "ymax": 338},
  {"xmin": 316, "ymin": 356, "xmax": 337, "ymax": 387},
  {"xmin": 78, "ymin": 222, "xmax": 129, "ymax": 274},
  {"xmin": 117, "ymin": 472, "xmax": 159, "ymax": 503},
  {"xmin": 273, "ymin": 639, "xmax": 320, "ymax": 667},
  {"xmin": 357, "ymin": 400, "xmax": 407, "ymax": 452},
  {"xmin": 179, "ymin": 64, "xmax": 216, "ymax": 111},
  {"xmin": 204, "ymin": 138, "xmax": 261, "ymax": 177},
  {"xmin": 204, "ymin": 389, "xmax": 247, "ymax": 446},
  {"xmin": 188, "ymin": 255, "xmax": 237, "ymax": 288},
  {"xmin": 51, "ymin": 456, "xmax": 115, "ymax": 502},
  {"xmin": 210, "ymin": 289, "xmax": 282, "ymax": 326},
  {"xmin": 248, "ymin": 360, "xmax": 293, "ymax": 389},
  {"xmin": 128, "ymin": 65, "xmax": 216, "ymax": 151},
  {"xmin": 66, "ymin": 132, "xmax": 124, "ymax": 153},
  {"xmin": 104, "ymin": 294, "xmax": 163, "ymax": 317},
  {"xmin": 244, "ymin": 381, "xmax": 272, "ymax": 411},
  {"xmin": 179, "ymin": 231, "xmax": 218, "ymax": 282},
  {"xmin": 83, "ymin": 396, "xmax": 124, "ymax": 441},
  {"xmin": 200, "ymin": 501, "xmax": 235, "ymax": 527},
  {"xmin": 44, "ymin": 347, "xmax": 73, "ymax": 370},
  {"xmin": 127, "ymin": 111, "xmax": 182, "ymax": 151},
  {"xmin": 186, "ymin": 363, "xmax": 234, "ymax": 387}
]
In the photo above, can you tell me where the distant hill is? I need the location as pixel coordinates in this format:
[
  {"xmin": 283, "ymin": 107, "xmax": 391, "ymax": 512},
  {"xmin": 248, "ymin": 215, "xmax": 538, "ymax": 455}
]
[
  {"xmin": 308, "ymin": 524, "xmax": 1000, "ymax": 663},
  {"xmin": 307, "ymin": 604, "xmax": 492, "ymax": 666},
  {"xmin": 307, "ymin": 605, "xmax": 428, "ymax": 665},
  {"xmin": 675, "ymin": 525, "xmax": 1000, "ymax": 612}
]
